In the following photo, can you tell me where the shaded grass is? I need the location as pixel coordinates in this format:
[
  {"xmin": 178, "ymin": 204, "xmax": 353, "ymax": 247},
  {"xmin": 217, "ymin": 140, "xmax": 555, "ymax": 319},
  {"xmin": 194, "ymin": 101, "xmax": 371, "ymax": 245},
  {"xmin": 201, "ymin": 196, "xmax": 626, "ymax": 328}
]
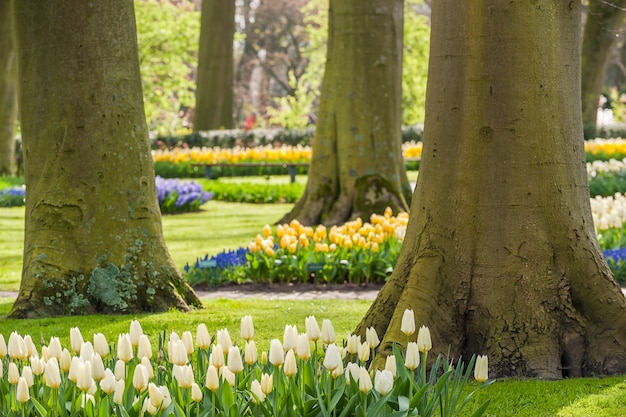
[{"xmin": 0, "ymin": 201, "xmax": 292, "ymax": 291}]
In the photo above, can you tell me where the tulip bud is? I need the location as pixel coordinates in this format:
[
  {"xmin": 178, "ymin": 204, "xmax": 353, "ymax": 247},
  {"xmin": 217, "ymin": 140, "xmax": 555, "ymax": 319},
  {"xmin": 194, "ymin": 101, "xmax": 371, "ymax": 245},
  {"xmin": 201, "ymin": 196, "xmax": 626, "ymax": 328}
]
[
  {"xmin": 401, "ymin": 309, "xmax": 415, "ymax": 337},
  {"xmin": 305, "ymin": 316, "xmax": 321, "ymax": 342},
  {"xmin": 269, "ymin": 339, "xmax": 284, "ymax": 366},
  {"xmin": 0, "ymin": 334, "xmax": 6, "ymax": 357},
  {"xmin": 260, "ymin": 373, "xmax": 273, "ymax": 395},
  {"xmin": 284, "ymin": 350, "xmax": 297, "ymax": 377},
  {"xmin": 129, "ymin": 320, "xmax": 143, "ymax": 347},
  {"xmin": 171, "ymin": 340, "xmax": 188, "ymax": 366},
  {"xmin": 60, "ymin": 348, "xmax": 72, "ymax": 373},
  {"xmin": 221, "ymin": 366, "xmax": 235, "ymax": 387},
  {"xmin": 16, "ymin": 377, "xmax": 30, "ymax": 403},
  {"xmin": 346, "ymin": 334, "xmax": 360, "ymax": 355},
  {"xmin": 321, "ymin": 319, "xmax": 335, "ymax": 345},
  {"xmin": 8, "ymin": 332, "xmax": 27, "ymax": 360},
  {"xmin": 216, "ymin": 329, "xmax": 232, "ymax": 351},
  {"xmin": 296, "ymin": 333, "xmax": 311, "ymax": 360},
  {"xmin": 196, "ymin": 323, "xmax": 211, "ymax": 349},
  {"xmin": 374, "ymin": 369, "xmax": 394, "ymax": 395},
  {"xmin": 366, "ymin": 327, "xmax": 380, "ymax": 349},
  {"xmin": 113, "ymin": 379, "xmax": 125, "ymax": 404},
  {"xmin": 205, "ymin": 365, "xmax": 220, "ymax": 391},
  {"xmin": 228, "ymin": 346, "xmax": 244, "ymax": 374},
  {"xmin": 41, "ymin": 346, "xmax": 50, "ymax": 362},
  {"xmin": 250, "ymin": 379, "xmax": 266, "ymax": 404},
  {"xmin": 100, "ymin": 369, "xmax": 116, "ymax": 394},
  {"xmin": 49, "ymin": 337, "xmax": 62, "ymax": 360},
  {"xmin": 358, "ymin": 367, "xmax": 373, "ymax": 393},
  {"xmin": 182, "ymin": 331, "xmax": 194, "ymax": 356},
  {"xmin": 191, "ymin": 382, "xmax": 203, "ymax": 402},
  {"xmin": 114, "ymin": 359, "xmax": 126, "ymax": 381},
  {"xmin": 45, "ymin": 358, "xmax": 62, "ymax": 389},
  {"xmin": 30, "ymin": 356, "xmax": 44, "ymax": 376},
  {"xmin": 137, "ymin": 334, "xmax": 152, "ymax": 360},
  {"xmin": 405, "ymin": 342, "xmax": 420, "ymax": 370},
  {"xmin": 261, "ymin": 350, "xmax": 268, "ymax": 366},
  {"xmin": 91, "ymin": 354, "xmax": 105, "ymax": 382},
  {"xmin": 82, "ymin": 393, "xmax": 95, "ymax": 408},
  {"xmin": 331, "ymin": 360, "xmax": 344, "ymax": 378},
  {"xmin": 474, "ymin": 355, "xmax": 489, "ymax": 383},
  {"xmin": 133, "ymin": 364, "xmax": 149, "ymax": 392},
  {"xmin": 245, "ymin": 341, "xmax": 258, "ymax": 365},
  {"xmin": 179, "ymin": 365, "xmax": 195, "ymax": 389},
  {"xmin": 77, "ymin": 360, "xmax": 94, "ymax": 392},
  {"xmin": 210, "ymin": 344, "xmax": 224, "ymax": 368},
  {"xmin": 93, "ymin": 333, "xmax": 109, "ymax": 358},
  {"xmin": 169, "ymin": 331, "xmax": 180, "ymax": 343},
  {"xmin": 345, "ymin": 362, "xmax": 360, "ymax": 385},
  {"xmin": 70, "ymin": 328, "xmax": 84, "ymax": 354},
  {"xmin": 159, "ymin": 386, "xmax": 172, "ymax": 408},
  {"xmin": 283, "ymin": 325, "xmax": 298, "ymax": 351},
  {"xmin": 358, "ymin": 342, "xmax": 370, "ymax": 363},
  {"xmin": 143, "ymin": 397, "xmax": 158, "ymax": 416},
  {"xmin": 323, "ymin": 343, "xmax": 341, "ymax": 371},
  {"xmin": 21, "ymin": 365, "xmax": 34, "ymax": 387},
  {"xmin": 149, "ymin": 382, "xmax": 164, "ymax": 407},
  {"xmin": 384, "ymin": 355, "xmax": 397, "ymax": 378},
  {"xmin": 141, "ymin": 356, "xmax": 154, "ymax": 380},
  {"xmin": 8, "ymin": 362, "xmax": 19, "ymax": 384},
  {"xmin": 117, "ymin": 333, "xmax": 133, "ymax": 363},
  {"xmin": 240, "ymin": 315, "xmax": 254, "ymax": 341},
  {"xmin": 23, "ymin": 334, "xmax": 38, "ymax": 358},
  {"xmin": 80, "ymin": 342, "xmax": 94, "ymax": 362},
  {"xmin": 417, "ymin": 326, "xmax": 432, "ymax": 353}
]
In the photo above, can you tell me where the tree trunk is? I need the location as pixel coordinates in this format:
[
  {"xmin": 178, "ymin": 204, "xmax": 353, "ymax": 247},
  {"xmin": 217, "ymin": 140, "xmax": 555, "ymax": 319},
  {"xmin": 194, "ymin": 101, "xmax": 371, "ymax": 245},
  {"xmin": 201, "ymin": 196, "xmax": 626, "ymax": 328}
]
[
  {"xmin": 356, "ymin": 0, "xmax": 626, "ymax": 378},
  {"xmin": 279, "ymin": 0, "xmax": 411, "ymax": 227},
  {"xmin": 194, "ymin": 0, "xmax": 235, "ymax": 130},
  {"xmin": 9, "ymin": 0, "xmax": 202, "ymax": 318},
  {"xmin": 581, "ymin": 0, "xmax": 626, "ymax": 138},
  {"xmin": 0, "ymin": 0, "xmax": 17, "ymax": 176}
]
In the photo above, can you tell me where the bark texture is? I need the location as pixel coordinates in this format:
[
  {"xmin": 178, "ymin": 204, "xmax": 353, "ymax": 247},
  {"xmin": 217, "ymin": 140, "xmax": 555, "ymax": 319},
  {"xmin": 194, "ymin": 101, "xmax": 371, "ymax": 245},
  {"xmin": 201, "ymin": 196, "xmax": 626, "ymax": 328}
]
[
  {"xmin": 0, "ymin": 0, "xmax": 17, "ymax": 176},
  {"xmin": 581, "ymin": 0, "xmax": 626, "ymax": 138},
  {"xmin": 278, "ymin": 0, "xmax": 411, "ymax": 227},
  {"xmin": 194, "ymin": 0, "xmax": 235, "ymax": 130},
  {"xmin": 356, "ymin": 1, "xmax": 626, "ymax": 378},
  {"xmin": 10, "ymin": 0, "xmax": 202, "ymax": 318}
]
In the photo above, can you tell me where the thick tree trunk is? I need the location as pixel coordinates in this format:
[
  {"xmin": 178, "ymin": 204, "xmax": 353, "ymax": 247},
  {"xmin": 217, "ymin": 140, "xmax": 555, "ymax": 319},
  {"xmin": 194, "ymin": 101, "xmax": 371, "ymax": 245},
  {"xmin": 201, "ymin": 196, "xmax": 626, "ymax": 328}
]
[
  {"xmin": 0, "ymin": 0, "xmax": 17, "ymax": 176},
  {"xmin": 279, "ymin": 0, "xmax": 411, "ymax": 227},
  {"xmin": 581, "ymin": 0, "xmax": 626, "ymax": 138},
  {"xmin": 194, "ymin": 0, "xmax": 235, "ymax": 130},
  {"xmin": 9, "ymin": 0, "xmax": 202, "ymax": 318},
  {"xmin": 356, "ymin": 1, "xmax": 626, "ymax": 378}
]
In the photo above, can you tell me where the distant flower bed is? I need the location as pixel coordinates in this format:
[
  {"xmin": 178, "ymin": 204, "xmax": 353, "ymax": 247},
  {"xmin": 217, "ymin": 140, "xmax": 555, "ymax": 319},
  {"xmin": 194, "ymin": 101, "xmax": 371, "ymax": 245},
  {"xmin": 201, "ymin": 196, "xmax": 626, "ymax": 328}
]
[
  {"xmin": 0, "ymin": 186, "xmax": 25, "ymax": 207},
  {"xmin": 156, "ymin": 176, "xmax": 213, "ymax": 214},
  {"xmin": 585, "ymin": 138, "xmax": 626, "ymax": 161},
  {"xmin": 185, "ymin": 208, "xmax": 407, "ymax": 286}
]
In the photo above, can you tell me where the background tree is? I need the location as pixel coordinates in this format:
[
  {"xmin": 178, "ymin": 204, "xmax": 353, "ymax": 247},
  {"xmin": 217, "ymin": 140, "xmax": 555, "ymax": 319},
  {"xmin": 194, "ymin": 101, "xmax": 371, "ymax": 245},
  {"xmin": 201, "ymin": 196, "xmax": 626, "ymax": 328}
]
[
  {"xmin": 0, "ymin": 0, "xmax": 17, "ymax": 176},
  {"xmin": 356, "ymin": 0, "xmax": 626, "ymax": 378},
  {"xmin": 135, "ymin": 0, "xmax": 199, "ymax": 135},
  {"xmin": 279, "ymin": 0, "xmax": 411, "ymax": 226},
  {"xmin": 581, "ymin": 0, "xmax": 626, "ymax": 138},
  {"xmin": 194, "ymin": 0, "xmax": 236, "ymax": 130},
  {"xmin": 9, "ymin": 0, "xmax": 201, "ymax": 318}
]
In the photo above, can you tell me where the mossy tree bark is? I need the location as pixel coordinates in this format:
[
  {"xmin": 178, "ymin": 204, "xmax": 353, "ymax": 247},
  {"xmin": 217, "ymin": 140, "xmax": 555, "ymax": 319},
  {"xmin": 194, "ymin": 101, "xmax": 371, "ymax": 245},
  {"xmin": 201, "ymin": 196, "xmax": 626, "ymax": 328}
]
[
  {"xmin": 278, "ymin": 0, "xmax": 411, "ymax": 227},
  {"xmin": 356, "ymin": 1, "xmax": 626, "ymax": 378},
  {"xmin": 581, "ymin": 0, "xmax": 626, "ymax": 138},
  {"xmin": 194, "ymin": 0, "xmax": 235, "ymax": 130},
  {"xmin": 0, "ymin": 0, "xmax": 17, "ymax": 176},
  {"xmin": 9, "ymin": 0, "xmax": 202, "ymax": 318}
]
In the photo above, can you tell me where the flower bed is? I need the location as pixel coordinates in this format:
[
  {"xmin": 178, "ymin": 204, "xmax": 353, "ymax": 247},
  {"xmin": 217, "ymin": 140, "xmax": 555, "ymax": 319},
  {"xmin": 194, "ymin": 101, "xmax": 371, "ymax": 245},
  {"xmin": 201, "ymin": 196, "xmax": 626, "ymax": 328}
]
[
  {"xmin": 156, "ymin": 176, "xmax": 213, "ymax": 214},
  {"xmin": 0, "ymin": 186, "xmax": 25, "ymax": 208},
  {"xmin": 185, "ymin": 208, "xmax": 407, "ymax": 286},
  {"xmin": 0, "ymin": 313, "xmax": 491, "ymax": 416}
]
